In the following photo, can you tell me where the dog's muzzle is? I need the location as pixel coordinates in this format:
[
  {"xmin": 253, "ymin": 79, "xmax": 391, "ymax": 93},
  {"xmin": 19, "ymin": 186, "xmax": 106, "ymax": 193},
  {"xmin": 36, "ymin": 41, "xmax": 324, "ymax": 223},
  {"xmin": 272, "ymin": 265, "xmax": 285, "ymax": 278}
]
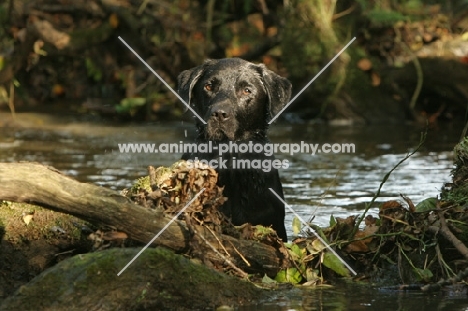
[{"xmin": 205, "ymin": 102, "xmax": 236, "ymax": 141}]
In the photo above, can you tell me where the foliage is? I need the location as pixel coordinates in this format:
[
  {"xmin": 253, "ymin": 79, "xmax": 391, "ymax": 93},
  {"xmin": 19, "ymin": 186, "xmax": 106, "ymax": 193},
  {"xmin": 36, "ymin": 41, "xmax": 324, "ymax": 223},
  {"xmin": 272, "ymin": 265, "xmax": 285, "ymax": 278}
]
[
  {"xmin": 130, "ymin": 176, "xmax": 151, "ymax": 194},
  {"xmin": 415, "ymin": 197, "xmax": 438, "ymax": 212},
  {"xmin": 274, "ymin": 266, "xmax": 303, "ymax": 284},
  {"xmin": 115, "ymin": 97, "xmax": 146, "ymax": 115},
  {"xmin": 273, "ymin": 129, "xmax": 468, "ymax": 286},
  {"xmin": 85, "ymin": 58, "xmax": 102, "ymax": 82},
  {"xmin": 322, "ymin": 252, "xmax": 350, "ymax": 277},
  {"xmin": 365, "ymin": 9, "xmax": 409, "ymax": 26},
  {"xmin": 441, "ymin": 137, "xmax": 468, "ymax": 204},
  {"xmin": 274, "ymin": 237, "xmax": 348, "ymax": 285},
  {"xmin": 292, "ymin": 216, "xmax": 302, "ymax": 235}
]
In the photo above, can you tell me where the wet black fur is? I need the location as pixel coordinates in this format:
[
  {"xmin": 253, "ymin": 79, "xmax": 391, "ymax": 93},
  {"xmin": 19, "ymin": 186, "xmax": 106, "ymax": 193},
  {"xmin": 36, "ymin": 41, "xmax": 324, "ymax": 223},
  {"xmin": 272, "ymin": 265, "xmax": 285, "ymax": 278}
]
[{"xmin": 178, "ymin": 58, "xmax": 291, "ymax": 241}]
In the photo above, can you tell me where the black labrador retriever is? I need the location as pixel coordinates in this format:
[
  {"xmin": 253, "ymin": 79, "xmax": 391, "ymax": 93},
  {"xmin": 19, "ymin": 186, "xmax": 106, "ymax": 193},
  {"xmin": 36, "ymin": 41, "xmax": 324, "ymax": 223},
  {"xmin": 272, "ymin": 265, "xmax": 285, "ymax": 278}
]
[{"xmin": 177, "ymin": 58, "xmax": 291, "ymax": 241}]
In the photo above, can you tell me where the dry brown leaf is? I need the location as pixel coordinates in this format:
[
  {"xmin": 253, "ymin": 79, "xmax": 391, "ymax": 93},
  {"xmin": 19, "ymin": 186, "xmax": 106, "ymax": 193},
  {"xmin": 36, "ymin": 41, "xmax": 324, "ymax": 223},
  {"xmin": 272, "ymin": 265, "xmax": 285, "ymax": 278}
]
[
  {"xmin": 371, "ymin": 72, "xmax": 381, "ymax": 86},
  {"xmin": 109, "ymin": 13, "xmax": 119, "ymax": 29},
  {"xmin": 357, "ymin": 58, "xmax": 372, "ymax": 71},
  {"xmin": 102, "ymin": 231, "xmax": 128, "ymax": 241},
  {"xmin": 23, "ymin": 214, "xmax": 34, "ymax": 225},
  {"xmin": 380, "ymin": 200, "xmax": 402, "ymax": 211}
]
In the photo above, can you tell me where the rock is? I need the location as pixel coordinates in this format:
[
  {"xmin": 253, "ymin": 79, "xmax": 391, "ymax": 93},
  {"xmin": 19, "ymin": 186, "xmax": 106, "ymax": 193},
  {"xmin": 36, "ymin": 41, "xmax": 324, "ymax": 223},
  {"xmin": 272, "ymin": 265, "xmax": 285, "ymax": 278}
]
[{"xmin": 0, "ymin": 247, "xmax": 265, "ymax": 311}]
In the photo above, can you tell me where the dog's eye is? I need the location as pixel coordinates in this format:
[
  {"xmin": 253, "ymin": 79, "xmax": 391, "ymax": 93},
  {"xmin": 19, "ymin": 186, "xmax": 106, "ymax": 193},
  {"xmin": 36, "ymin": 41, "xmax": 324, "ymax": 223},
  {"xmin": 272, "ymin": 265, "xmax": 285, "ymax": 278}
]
[
  {"xmin": 204, "ymin": 83, "xmax": 212, "ymax": 92},
  {"xmin": 242, "ymin": 87, "xmax": 251, "ymax": 95}
]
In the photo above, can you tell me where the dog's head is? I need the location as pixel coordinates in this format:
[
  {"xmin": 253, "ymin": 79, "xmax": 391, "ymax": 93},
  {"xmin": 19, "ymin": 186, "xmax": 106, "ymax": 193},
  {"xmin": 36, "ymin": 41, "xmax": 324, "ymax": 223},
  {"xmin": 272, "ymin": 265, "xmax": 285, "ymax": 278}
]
[{"xmin": 177, "ymin": 58, "xmax": 291, "ymax": 141}]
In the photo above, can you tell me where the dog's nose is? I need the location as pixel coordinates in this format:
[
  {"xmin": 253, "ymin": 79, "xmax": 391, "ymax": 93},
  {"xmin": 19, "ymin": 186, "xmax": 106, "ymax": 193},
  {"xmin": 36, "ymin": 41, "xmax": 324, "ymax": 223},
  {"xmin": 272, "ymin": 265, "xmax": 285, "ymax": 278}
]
[{"xmin": 211, "ymin": 109, "xmax": 230, "ymax": 122}]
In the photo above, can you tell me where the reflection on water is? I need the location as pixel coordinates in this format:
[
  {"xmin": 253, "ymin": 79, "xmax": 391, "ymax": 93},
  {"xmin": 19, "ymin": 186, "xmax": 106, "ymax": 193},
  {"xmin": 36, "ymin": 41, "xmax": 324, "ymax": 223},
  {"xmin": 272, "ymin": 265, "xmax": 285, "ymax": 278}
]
[
  {"xmin": 282, "ymin": 151, "xmax": 453, "ymax": 231},
  {"xmin": 1, "ymin": 115, "xmax": 467, "ymax": 310},
  {"xmin": 240, "ymin": 282, "xmax": 468, "ymax": 310}
]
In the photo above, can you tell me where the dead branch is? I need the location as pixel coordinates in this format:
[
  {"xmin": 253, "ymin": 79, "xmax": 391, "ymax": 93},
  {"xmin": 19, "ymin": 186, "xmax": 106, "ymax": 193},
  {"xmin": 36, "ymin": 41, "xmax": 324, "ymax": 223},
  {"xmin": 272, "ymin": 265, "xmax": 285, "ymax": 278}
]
[
  {"xmin": 437, "ymin": 208, "xmax": 468, "ymax": 261},
  {"xmin": 0, "ymin": 162, "xmax": 289, "ymax": 276}
]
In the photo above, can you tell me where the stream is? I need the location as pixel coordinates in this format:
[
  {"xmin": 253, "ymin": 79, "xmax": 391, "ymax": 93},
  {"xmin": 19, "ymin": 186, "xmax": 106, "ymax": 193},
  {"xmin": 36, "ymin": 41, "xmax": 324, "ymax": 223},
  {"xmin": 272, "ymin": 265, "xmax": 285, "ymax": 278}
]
[{"xmin": 1, "ymin": 114, "xmax": 467, "ymax": 310}]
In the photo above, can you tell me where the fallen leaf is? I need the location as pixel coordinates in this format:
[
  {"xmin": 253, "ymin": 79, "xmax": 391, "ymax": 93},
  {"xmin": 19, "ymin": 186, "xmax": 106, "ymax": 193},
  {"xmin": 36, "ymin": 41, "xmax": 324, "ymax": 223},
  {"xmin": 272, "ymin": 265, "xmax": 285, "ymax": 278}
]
[
  {"xmin": 322, "ymin": 252, "xmax": 350, "ymax": 277},
  {"xmin": 109, "ymin": 13, "xmax": 119, "ymax": 28},
  {"xmin": 371, "ymin": 71, "xmax": 381, "ymax": 86},
  {"xmin": 102, "ymin": 231, "xmax": 128, "ymax": 241},
  {"xmin": 415, "ymin": 197, "xmax": 438, "ymax": 212},
  {"xmin": 357, "ymin": 58, "xmax": 372, "ymax": 71},
  {"xmin": 292, "ymin": 216, "xmax": 301, "ymax": 235},
  {"xmin": 23, "ymin": 214, "xmax": 34, "ymax": 225}
]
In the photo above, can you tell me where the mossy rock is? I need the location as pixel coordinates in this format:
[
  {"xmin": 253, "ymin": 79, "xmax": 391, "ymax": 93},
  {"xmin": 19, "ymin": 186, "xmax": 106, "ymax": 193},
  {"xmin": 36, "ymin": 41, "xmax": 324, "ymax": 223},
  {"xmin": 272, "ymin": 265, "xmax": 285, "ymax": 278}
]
[{"xmin": 0, "ymin": 247, "xmax": 266, "ymax": 311}]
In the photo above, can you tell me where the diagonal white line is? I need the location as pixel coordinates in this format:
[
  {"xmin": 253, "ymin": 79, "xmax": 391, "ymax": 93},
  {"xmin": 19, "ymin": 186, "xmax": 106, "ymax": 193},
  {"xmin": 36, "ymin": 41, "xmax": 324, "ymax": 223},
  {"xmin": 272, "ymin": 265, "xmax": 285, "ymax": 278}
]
[
  {"xmin": 118, "ymin": 36, "xmax": 207, "ymax": 125},
  {"xmin": 268, "ymin": 188, "xmax": 357, "ymax": 276},
  {"xmin": 268, "ymin": 37, "xmax": 356, "ymax": 124},
  {"xmin": 117, "ymin": 188, "xmax": 205, "ymax": 276}
]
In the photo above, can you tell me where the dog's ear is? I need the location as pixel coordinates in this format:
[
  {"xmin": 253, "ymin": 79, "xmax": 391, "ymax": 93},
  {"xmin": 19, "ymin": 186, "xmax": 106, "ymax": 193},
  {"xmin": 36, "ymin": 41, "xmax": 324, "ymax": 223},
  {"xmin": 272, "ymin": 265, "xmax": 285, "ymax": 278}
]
[
  {"xmin": 177, "ymin": 66, "xmax": 204, "ymax": 110},
  {"xmin": 177, "ymin": 59, "xmax": 216, "ymax": 110},
  {"xmin": 256, "ymin": 64, "xmax": 292, "ymax": 122}
]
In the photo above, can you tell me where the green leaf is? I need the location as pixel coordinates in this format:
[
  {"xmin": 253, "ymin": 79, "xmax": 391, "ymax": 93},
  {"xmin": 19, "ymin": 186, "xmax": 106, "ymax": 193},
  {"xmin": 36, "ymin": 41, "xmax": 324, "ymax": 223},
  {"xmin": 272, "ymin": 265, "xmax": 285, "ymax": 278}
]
[
  {"xmin": 415, "ymin": 197, "xmax": 438, "ymax": 212},
  {"xmin": 116, "ymin": 97, "xmax": 146, "ymax": 113},
  {"xmin": 1, "ymin": 200, "xmax": 12, "ymax": 207},
  {"xmin": 306, "ymin": 239, "xmax": 327, "ymax": 257},
  {"xmin": 305, "ymin": 268, "xmax": 320, "ymax": 283},
  {"xmin": 274, "ymin": 267, "xmax": 302, "ymax": 284},
  {"xmin": 322, "ymin": 252, "xmax": 350, "ymax": 277},
  {"xmin": 274, "ymin": 269, "xmax": 287, "ymax": 283},
  {"xmin": 292, "ymin": 216, "xmax": 302, "ymax": 235},
  {"xmin": 329, "ymin": 214, "xmax": 336, "ymax": 227},
  {"xmin": 85, "ymin": 58, "xmax": 103, "ymax": 82},
  {"xmin": 289, "ymin": 243, "xmax": 305, "ymax": 261},
  {"xmin": 413, "ymin": 268, "xmax": 433, "ymax": 282},
  {"xmin": 0, "ymin": 86, "xmax": 8, "ymax": 103},
  {"xmin": 261, "ymin": 274, "xmax": 277, "ymax": 284}
]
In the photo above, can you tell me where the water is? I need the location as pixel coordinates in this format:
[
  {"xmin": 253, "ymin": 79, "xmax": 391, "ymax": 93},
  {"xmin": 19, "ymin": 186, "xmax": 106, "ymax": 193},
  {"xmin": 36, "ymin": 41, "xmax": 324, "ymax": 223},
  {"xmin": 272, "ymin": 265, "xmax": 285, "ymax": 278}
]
[
  {"xmin": 274, "ymin": 123, "xmax": 456, "ymax": 231},
  {"xmin": 0, "ymin": 116, "xmax": 457, "ymax": 230},
  {"xmin": 1, "ymin": 114, "xmax": 467, "ymax": 310},
  {"xmin": 240, "ymin": 282, "xmax": 468, "ymax": 310}
]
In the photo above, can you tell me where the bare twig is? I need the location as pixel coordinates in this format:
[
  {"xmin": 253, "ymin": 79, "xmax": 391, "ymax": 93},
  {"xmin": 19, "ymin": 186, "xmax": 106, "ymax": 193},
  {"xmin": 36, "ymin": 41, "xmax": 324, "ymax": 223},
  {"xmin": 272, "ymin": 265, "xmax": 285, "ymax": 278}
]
[
  {"xmin": 435, "ymin": 243, "xmax": 455, "ymax": 278},
  {"xmin": 227, "ymin": 240, "xmax": 251, "ymax": 267},
  {"xmin": 421, "ymin": 267, "xmax": 468, "ymax": 292},
  {"xmin": 193, "ymin": 227, "xmax": 249, "ymax": 279},
  {"xmin": 393, "ymin": 27, "xmax": 423, "ymax": 112},
  {"xmin": 8, "ymin": 80, "xmax": 15, "ymax": 121},
  {"xmin": 460, "ymin": 119, "xmax": 468, "ymax": 141},
  {"xmin": 350, "ymin": 130, "xmax": 427, "ymax": 238},
  {"xmin": 437, "ymin": 208, "xmax": 468, "ymax": 261},
  {"xmin": 205, "ymin": 225, "xmax": 230, "ymax": 256},
  {"xmin": 332, "ymin": 3, "xmax": 357, "ymax": 21}
]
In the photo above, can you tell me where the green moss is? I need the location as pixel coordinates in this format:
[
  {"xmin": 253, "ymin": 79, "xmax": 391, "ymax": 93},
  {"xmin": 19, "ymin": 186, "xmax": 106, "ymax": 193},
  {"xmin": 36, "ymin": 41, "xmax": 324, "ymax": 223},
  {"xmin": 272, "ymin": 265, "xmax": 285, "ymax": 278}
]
[
  {"xmin": 16, "ymin": 265, "xmax": 67, "ymax": 305},
  {"xmin": 128, "ymin": 160, "xmax": 186, "ymax": 195},
  {"xmin": 441, "ymin": 137, "xmax": 468, "ymax": 204},
  {"xmin": 130, "ymin": 175, "xmax": 151, "ymax": 194},
  {"xmin": 0, "ymin": 201, "xmax": 88, "ymax": 246}
]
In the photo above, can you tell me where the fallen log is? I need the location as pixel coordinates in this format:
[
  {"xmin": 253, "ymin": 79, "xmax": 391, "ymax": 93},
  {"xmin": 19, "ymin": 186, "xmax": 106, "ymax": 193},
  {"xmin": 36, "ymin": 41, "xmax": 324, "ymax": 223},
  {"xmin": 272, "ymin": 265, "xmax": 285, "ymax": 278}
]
[{"xmin": 0, "ymin": 162, "xmax": 289, "ymax": 276}]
